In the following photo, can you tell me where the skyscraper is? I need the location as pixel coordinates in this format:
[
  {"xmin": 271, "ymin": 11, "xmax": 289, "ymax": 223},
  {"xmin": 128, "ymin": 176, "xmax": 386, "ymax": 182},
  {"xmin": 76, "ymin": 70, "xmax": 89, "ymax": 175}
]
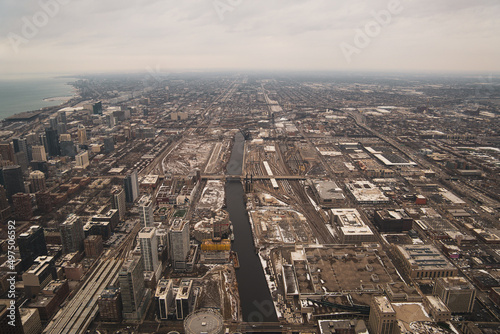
[
  {"xmin": 12, "ymin": 193, "xmax": 33, "ymax": 221},
  {"xmin": 155, "ymin": 279, "xmax": 173, "ymax": 320},
  {"xmin": 77, "ymin": 125, "xmax": 87, "ymax": 145},
  {"xmin": 169, "ymin": 219, "xmax": 190, "ymax": 270},
  {"xmin": 119, "ymin": 255, "xmax": 150, "ymax": 320},
  {"xmin": 139, "ymin": 227, "xmax": 159, "ymax": 274},
  {"xmin": 18, "ymin": 225, "xmax": 47, "ymax": 271},
  {"xmin": 111, "ymin": 186, "xmax": 126, "ymax": 220},
  {"xmin": 175, "ymin": 279, "xmax": 193, "ymax": 320},
  {"xmin": 0, "ymin": 165, "xmax": 24, "ymax": 202},
  {"xmin": 59, "ymin": 140, "xmax": 77, "ymax": 157},
  {"xmin": 29, "ymin": 170, "xmax": 46, "ymax": 193},
  {"xmin": 12, "ymin": 137, "xmax": 28, "ymax": 157},
  {"xmin": 60, "ymin": 214, "xmax": 85, "ymax": 254},
  {"xmin": 45, "ymin": 128, "xmax": 60, "ymax": 157},
  {"xmin": 49, "ymin": 115, "xmax": 58, "ymax": 130},
  {"xmin": 93, "ymin": 101, "xmax": 103, "ymax": 115},
  {"xmin": 12, "ymin": 137, "xmax": 29, "ymax": 168},
  {"xmin": 138, "ymin": 195, "xmax": 153, "ymax": 228},
  {"xmin": 124, "ymin": 170, "xmax": 139, "ymax": 203},
  {"xmin": 0, "ymin": 185, "xmax": 11, "ymax": 221},
  {"xmin": 103, "ymin": 136, "xmax": 115, "ymax": 153},
  {"xmin": 0, "ymin": 143, "xmax": 15, "ymax": 163}
]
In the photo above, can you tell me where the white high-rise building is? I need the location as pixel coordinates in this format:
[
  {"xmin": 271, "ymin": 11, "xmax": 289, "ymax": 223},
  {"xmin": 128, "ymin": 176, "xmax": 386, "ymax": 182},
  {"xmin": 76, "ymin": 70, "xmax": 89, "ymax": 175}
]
[
  {"xmin": 111, "ymin": 186, "xmax": 126, "ymax": 220},
  {"xmin": 138, "ymin": 195, "xmax": 154, "ymax": 228},
  {"xmin": 75, "ymin": 150, "xmax": 90, "ymax": 168},
  {"xmin": 155, "ymin": 279, "xmax": 173, "ymax": 320},
  {"xmin": 169, "ymin": 219, "xmax": 190, "ymax": 270},
  {"xmin": 139, "ymin": 227, "xmax": 160, "ymax": 277}
]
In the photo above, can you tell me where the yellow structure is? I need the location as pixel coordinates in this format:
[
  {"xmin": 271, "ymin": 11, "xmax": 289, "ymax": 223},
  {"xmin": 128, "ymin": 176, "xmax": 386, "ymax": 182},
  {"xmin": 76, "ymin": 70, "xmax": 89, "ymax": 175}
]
[{"xmin": 201, "ymin": 239, "xmax": 231, "ymax": 251}]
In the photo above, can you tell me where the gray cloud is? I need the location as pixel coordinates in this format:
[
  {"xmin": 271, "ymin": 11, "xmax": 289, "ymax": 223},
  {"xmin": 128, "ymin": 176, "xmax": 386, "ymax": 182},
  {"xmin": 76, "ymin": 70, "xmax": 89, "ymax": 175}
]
[{"xmin": 1, "ymin": 0, "xmax": 499, "ymax": 77}]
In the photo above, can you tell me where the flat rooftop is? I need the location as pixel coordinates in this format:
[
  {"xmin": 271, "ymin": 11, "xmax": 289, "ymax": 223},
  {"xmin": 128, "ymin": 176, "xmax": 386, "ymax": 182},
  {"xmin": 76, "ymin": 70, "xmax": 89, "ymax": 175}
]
[
  {"xmin": 345, "ymin": 180, "xmax": 389, "ymax": 203},
  {"xmin": 314, "ymin": 180, "xmax": 345, "ymax": 200},
  {"xmin": 437, "ymin": 277, "xmax": 475, "ymax": 290},
  {"xmin": 374, "ymin": 296, "xmax": 395, "ymax": 314},
  {"xmin": 396, "ymin": 245, "xmax": 455, "ymax": 270}
]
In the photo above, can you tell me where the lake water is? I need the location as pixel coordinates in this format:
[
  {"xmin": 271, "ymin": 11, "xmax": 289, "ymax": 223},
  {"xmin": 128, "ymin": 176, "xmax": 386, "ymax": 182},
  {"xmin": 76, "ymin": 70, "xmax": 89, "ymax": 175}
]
[{"xmin": 0, "ymin": 77, "xmax": 76, "ymax": 120}]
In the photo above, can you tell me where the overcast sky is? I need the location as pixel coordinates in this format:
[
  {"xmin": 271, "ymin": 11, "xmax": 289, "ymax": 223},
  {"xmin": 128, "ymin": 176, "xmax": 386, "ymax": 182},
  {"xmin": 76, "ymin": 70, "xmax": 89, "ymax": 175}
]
[{"xmin": 1, "ymin": 0, "xmax": 499, "ymax": 78}]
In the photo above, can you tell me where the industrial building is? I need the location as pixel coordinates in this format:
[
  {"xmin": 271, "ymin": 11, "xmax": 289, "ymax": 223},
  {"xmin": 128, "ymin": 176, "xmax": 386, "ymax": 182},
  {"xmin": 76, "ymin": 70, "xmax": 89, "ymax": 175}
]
[
  {"xmin": 374, "ymin": 209, "xmax": 413, "ymax": 232},
  {"xmin": 345, "ymin": 180, "xmax": 390, "ymax": 204},
  {"xmin": 318, "ymin": 319, "xmax": 368, "ymax": 334},
  {"xmin": 310, "ymin": 180, "xmax": 345, "ymax": 207},
  {"xmin": 331, "ymin": 208, "xmax": 375, "ymax": 244},
  {"xmin": 394, "ymin": 244, "xmax": 458, "ymax": 279}
]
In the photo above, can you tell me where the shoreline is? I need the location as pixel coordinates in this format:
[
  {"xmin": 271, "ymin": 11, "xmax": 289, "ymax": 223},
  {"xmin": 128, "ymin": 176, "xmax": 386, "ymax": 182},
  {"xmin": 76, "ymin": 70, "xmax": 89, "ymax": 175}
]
[
  {"xmin": 1, "ymin": 82, "xmax": 80, "ymax": 121},
  {"xmin": 43, "ymin": 96, "xmax": 75, "ymax": 102}
]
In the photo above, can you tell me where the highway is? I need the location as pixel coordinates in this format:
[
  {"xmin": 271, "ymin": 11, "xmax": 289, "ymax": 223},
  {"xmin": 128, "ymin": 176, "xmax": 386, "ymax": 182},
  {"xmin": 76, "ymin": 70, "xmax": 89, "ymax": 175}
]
[{"xmin": 43, "ymin": 258, "xmax": 123, "ymax": 334}]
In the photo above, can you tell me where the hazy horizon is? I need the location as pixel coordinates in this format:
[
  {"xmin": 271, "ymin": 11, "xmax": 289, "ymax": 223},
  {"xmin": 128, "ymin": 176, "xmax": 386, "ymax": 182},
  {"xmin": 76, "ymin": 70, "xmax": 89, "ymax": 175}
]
[{"xmin": 2, "ymin": 0, "xmax": 500, "ymax": 78}]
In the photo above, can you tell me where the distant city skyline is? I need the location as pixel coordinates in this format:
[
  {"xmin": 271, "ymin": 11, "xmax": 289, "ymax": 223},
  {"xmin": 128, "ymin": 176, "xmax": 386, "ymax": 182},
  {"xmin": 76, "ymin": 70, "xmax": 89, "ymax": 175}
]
[{"xmin": 1, "ymin": 0, "xmax": 500, "ymax": 77}]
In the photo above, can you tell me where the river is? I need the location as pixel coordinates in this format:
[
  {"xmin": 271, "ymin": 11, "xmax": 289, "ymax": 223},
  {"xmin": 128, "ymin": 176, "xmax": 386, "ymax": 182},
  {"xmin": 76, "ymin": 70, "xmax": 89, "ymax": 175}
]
[{"xmin": 225, "ymin": 132, "xmax": 278, "ymax": 323}]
